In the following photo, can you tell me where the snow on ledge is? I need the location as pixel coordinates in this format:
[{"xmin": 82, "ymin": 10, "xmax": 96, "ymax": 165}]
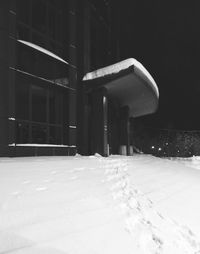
[
  {"xmin": 18, "ymin": 40, "xmax": 69, "ymax": 65},
  {"xmin": 9, "ymin": 144, "xmax": 76, "ymax": 148},
  {"xmin": 83, "ymin": 58, "xmax": 159, "ymax": 97}
]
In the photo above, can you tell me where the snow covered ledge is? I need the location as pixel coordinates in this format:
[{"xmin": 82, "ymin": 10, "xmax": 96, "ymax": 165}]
[{"xmin": 83, "ymin": 58, "xmax": 159, "ymax": 117}]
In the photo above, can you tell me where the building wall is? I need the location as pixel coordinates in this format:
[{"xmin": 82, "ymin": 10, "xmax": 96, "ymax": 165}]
[
  {"xmin": 0, "ymin": 0, "xmax": 74, "ymax": 156},
  {"xmin": 0, "ymin": 0, "xmax": 117, "ymax": 157},
  {"xmin": 76, "ymin": 0, "xmax": 115, "ymax": 155}
]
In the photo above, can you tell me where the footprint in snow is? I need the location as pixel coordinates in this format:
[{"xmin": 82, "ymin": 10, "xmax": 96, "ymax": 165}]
[
  {"xmin": 11, "ymin": 191, "xmax": 21, "ymax": 196},
  {"xmin": 43, "ymin": 179, "xmax": 52, "ymax": 183},
  {"xmin": 70, "ymin": 176, "xmax": 78, "ymax": 180},
  {"xmin": 22, "ymin": 180, "xmax": 31, "ymax": 184},
  {"xmin": 51, "ymin": 171, "xmax": 57, "ymax": 175},
  {"xmin": 35, "ymin": 187, "xmax": 47, "ymax": 191}
]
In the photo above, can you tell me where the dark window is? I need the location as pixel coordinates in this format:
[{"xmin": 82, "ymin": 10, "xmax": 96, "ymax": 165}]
[
  {"xmin": 49, "ymin": 126, "xmax": 56, "ymax": 144},
  {"xmin": 56, "ymin": 11, "xmax": 63, "ymax": 43},
  {"xmin": 63, "ymin": 92, "xmax": 69, "ymax": 124},
  {"xmin": 32, "ymin": 124, "xmax": 47, "ymax": 144},
  {"xmin": 15, "ymin": 0, "xmax": 70, "ymax": 145},
  {"xmin": 49, "ymin": 89, "xmax": 56, "ymax": 124},
  {"xmin": 17, "ymin": 24, "xmax": 30, "ymax": 41},
  {"xmin": 32, "ymin": 32, "xmax": 46, "ymax": 48},
  {"xmin": 16, "ymin": 122, "xmax": 29, "ymax": 143},
  {"xmin": 32, "ymin": 85, "xmax": 47, "ymax": 123},
  {"xmin": 17, "ymin": 0, "xmax": 30, "ymax": 24},
  {"xmin": 17, "ymin": 42, "xmax": 69, "ymax": 86},
  {"xmin": 32, "ymin": 0, "xmax": 47, "ymax": 33},
  {"xmin": 15, "ymin": 76, "xmax": 69, "ymax": 145},
  {"xmin": 48, "ymin": 6, "xmax": 56, "ymax": 39},
  {"xmin": 49, "ymin": 126, "xmax": 62, "ymax": 144},
  {"xmin": 90, "ymin": 12, "xmax": 109, "ymax": 70},
  {"xmin": 16, "ymin": 73, "xmax": 30, "ymax": 120}
]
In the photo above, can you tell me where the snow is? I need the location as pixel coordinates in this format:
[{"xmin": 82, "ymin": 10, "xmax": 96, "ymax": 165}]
[
  {"xmin": 18, "ymin": 40, "xmax": 69, "ymax": 65},
  {"xmin": 83, "ymin": 58, "xmax": 159, "ymax": 97},
  {"xmin": 0, "ymin": 154, "xmax": 200, "ymax": 253},
  {"xmin": 8, "ymin": 144, "xmax": 76, "ymax": 148}
]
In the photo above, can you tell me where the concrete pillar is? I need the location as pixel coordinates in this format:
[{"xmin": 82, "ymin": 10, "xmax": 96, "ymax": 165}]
[
  {"xmin": 68, "ymin": 0, "xmax": 77, "ymax": 147},
  {"xmin": 0, "ymin": 1, "xmax": 10, "ymax": 156},
  {"xmin": 103, "ymin": 95, "xmax": 109, "ymax": 156},
  {"xmin": 76, "ymin": 0, "xmax": 89, "ymax": 155},
  {"xmin": 90, "ymin": 89, "xmax": 108, "ymax": 157},
  {"xmin": 119, "ymin": 106, "xmax": 130, "ymax": 155}
]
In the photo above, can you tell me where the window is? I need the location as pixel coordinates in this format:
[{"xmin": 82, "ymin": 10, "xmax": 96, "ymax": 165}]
[
  {"xmin": 17, "ymin": 24, "xmax": 30, "ymax": 41},
  {"xmin": 32, "ymin": 32, "xmax": 46, "ymax": 48},
  {"xmin": 15, "ymin": 73, "xmax": 69, "ymax": 144},
  {"xmin": 16, "ymin": 73, "xmax": 30, "ymax": 120},
  {"xmin": 17, "ymin": 0, "xmax": 30, "ymax": 24},
  {"xmin": 17, "ymin": 0, "xmax": 69, "ymax": 58},
  {"xmin": 15, "ymin": 0, "xmax": 70, "ymax": 145},
  {"xmin": 48, "ymin": 6, "xmax": 56, "ymax": 39},
  {"xmin": 32, "ymin": 124, "xmax": 47, "ymax": 144},
  {"xmin": 32, "ymin": 85, "xmax": 47, "ymax": 123},
  {"xmin": 90, "ymin": 11, "xmax": 109, "ymax": 70},
  {"xmin": 32, "ymin": 0, "xmax": 47, "ymax": 33},
  {"xmin": 17, "ymin": 41, "xmax": 69, "ymax": 86},
  {"xmin": 16, "ymin": 122, "xmax": 29, "ymax": 143},
  {"xmin": 49, "ymin": 126, "xmax": 62, "ymax": 144}
]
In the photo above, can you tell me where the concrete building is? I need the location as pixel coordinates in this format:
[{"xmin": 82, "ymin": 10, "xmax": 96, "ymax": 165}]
[{"xmin": 0, "ymin": 0, "xmax": 158, "ymax": 157}]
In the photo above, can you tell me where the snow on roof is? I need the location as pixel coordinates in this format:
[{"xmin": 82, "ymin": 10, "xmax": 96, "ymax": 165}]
[
  {"xmin": 18, "ymin": 40, "xmax": 69, "ymax": 65},
  {"xmin": 83, "ymin": 58, "xmax": 159, "ymax": 97}
]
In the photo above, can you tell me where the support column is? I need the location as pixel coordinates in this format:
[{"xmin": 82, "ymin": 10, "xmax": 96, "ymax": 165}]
[
  {"xmin": 90, "ymin": 89, "xmax": 108, "ymax": 157},
  {"xmin": 103, "ymin": 95, "xmax": 108, "ymax": 156},
  {"xmin": 0, "ymin": 1, "xmax": 10, "ymax": 156},
  {"xmin": 119, "ymin": 106, "xmax": 130, "ymax": 155},
  {"xmin": 127, "ymin": 116, "xmax": 131, "ymax": 156},
  {"xmin": 76, "ymin": 0, "xmax": 88, "ymax": 155},
  {"xmin": 68, "ymin": 0, "xmax": 77, "ymax": 152}
]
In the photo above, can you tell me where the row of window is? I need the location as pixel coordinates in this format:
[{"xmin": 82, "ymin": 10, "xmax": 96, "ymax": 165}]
[
  {"xmin": 13, "ymin": 0, "xmax": 111, "ymax": 146},
  {"xmin": 90, "ymin": 10, "xmax": 110, "ymax": 70},
  {"xmin": 16, "ymin": 121, "xmax": 67, "ymax": 144},
  {"xmin": 17, "ymin": 0, "xmax": 69, "ymax": 58},
  {"xmin": 14, "ymin": 0, "xmax": 71, "ymax": 145},
  {"xmin": 15, "ymin": 71, "xmax": 69, "ymax": 144},
  {"xmin": 89, "ymin": 0, "xmax": 110, "ymax": 24},
  {"xmin": 17, "ymin": 0, "xmax": 68, "ymax": 42},
  {"xmin": 17, "ymin": 41, "xmax": 69, "ymax": 88},
  {"xmin": 16, "ymin": 72, "xmax": 68, "ymax": 123}
]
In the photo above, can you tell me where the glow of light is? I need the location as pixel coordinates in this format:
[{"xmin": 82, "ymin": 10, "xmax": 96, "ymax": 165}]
[
  {"xmin": 158, "ymin": 147, "xmax": 162, "ymax": 151},
  {"xmin": 151, "ymin": 146, "xmax": 155, "ymax": 149}
]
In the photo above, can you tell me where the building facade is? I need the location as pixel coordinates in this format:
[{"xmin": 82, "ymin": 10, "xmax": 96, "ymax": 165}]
[
  {"xmin": 0, "ymin": 0, "xmax": 158, "ymax": 157},
  {"xmin": 0, "ymin": 0, "xmax": 117, "ymax": 156}
]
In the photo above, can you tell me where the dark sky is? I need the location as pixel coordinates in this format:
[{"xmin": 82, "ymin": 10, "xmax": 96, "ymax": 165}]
[{"xmin": 116, "ymin": 0, "xmax": 200, "ymax": 130}]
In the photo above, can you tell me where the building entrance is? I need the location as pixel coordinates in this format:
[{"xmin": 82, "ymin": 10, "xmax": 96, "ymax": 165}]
[{"xmin": 88, "ymin": 88, "xmax": 131, "ymax": 156}]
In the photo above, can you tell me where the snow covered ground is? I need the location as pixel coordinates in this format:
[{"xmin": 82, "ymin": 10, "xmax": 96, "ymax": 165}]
[{"xmin": 0, "ymin": 154, "xmax": 200, "ymax": 253}]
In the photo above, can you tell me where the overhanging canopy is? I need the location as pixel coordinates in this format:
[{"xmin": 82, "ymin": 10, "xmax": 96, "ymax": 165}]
[{"xmin": 83, "ymin": 58, "xmax": 159, "ymax": 118}]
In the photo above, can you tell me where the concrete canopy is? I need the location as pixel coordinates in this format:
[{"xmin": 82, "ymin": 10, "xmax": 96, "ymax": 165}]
[{"xmin": 83, "ymin": 58, "xmax": 159, "ymax": 117}]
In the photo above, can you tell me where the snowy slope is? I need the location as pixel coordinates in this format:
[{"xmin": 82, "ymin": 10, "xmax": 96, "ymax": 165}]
[{"xmin": 0, "ymin": 155, "xmax": 200, "ymax": 253}]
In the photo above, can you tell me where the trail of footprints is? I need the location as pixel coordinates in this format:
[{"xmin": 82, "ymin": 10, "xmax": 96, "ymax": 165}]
[{"xmin": 104, "ymin": 158, "xmax": 200, "ymax": 254}]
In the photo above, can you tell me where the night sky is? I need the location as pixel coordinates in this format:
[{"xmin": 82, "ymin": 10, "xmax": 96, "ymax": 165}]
[{"xmin": 116, "ymin": 0, "xmax": 200, "ymax": 130}]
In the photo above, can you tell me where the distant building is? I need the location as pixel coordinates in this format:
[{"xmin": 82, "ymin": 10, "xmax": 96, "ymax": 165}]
[{"xmin": 0, "ymin": 0, "xmax": 158, "ymax": 157}]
